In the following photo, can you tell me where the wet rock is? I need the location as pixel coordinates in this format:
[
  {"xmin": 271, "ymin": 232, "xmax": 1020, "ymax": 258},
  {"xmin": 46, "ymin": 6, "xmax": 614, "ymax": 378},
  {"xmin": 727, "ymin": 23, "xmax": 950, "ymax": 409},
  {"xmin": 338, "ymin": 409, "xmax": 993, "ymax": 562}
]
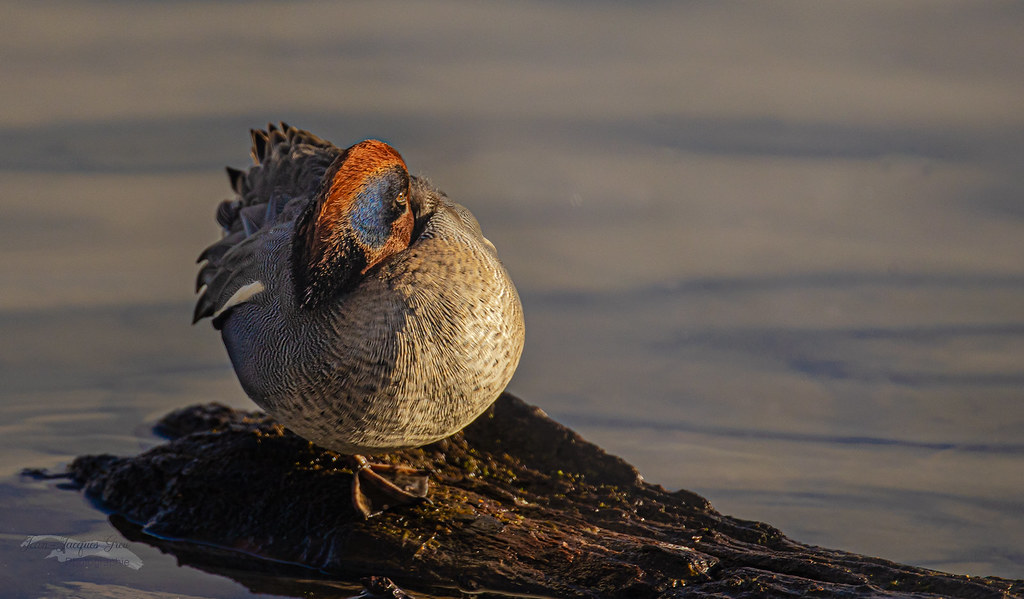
[{"xmin": 66, "ymin": 393, "xmax": 1023, "ymax": 599}]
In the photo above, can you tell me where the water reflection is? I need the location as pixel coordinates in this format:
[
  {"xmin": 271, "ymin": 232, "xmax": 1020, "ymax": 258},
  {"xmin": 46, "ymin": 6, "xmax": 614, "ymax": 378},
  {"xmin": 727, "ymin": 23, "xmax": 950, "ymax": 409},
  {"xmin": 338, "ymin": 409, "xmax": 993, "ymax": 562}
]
[{"xmin": 2, "ymin": 1, "xmax": 1023, "ymax": 595}]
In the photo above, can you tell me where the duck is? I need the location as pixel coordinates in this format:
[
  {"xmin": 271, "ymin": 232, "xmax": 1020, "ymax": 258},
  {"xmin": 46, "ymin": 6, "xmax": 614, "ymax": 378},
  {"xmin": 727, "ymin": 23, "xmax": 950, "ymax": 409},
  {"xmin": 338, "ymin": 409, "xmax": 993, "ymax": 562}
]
[{"xmin": 193, "ymin": 123, "xmax": 525, "ymax": 517}]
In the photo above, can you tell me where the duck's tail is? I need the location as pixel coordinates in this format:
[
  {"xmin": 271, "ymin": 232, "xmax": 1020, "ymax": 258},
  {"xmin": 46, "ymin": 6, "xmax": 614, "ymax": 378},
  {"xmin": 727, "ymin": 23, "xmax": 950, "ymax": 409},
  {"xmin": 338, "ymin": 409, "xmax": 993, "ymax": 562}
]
[
  {"xmin": 216, "ymin": 122, "xmax": 337, "ymax": 235},
  {"xmin": 193, "ymin": 123, "xmax": 340, "ymax": 324}
]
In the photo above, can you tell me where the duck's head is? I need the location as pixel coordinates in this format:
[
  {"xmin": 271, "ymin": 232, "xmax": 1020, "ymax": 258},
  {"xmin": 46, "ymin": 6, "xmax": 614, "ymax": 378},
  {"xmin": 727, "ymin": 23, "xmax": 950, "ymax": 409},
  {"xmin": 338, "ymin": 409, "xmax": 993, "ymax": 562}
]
[{"xmin": 292, "ymin": 139, "xmax": 414, "ymax": 309}]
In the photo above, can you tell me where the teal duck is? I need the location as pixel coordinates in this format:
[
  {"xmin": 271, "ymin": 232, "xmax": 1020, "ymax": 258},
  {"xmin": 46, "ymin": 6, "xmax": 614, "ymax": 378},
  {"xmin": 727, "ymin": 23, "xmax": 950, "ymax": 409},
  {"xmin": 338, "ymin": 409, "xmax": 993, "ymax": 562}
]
[{"xmin": 194, "ymin": 124, "xmax": 525, "ymax": 516}]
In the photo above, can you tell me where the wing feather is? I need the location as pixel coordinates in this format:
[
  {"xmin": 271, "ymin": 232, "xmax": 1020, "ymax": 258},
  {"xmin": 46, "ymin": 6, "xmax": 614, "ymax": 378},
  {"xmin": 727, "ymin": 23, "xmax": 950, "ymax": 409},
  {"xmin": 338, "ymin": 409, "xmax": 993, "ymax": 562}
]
[{"xmin": 194, "ymin": 123, "xmax": 340, "ymax": 325}]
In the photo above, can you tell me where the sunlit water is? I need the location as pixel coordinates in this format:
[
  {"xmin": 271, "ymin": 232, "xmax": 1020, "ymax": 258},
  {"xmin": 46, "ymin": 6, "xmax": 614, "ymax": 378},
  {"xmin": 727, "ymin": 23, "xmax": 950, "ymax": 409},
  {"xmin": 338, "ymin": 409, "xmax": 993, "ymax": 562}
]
[{"xmin": 2, "ymin": 2, "xmax": 1023, "ymax": 596}]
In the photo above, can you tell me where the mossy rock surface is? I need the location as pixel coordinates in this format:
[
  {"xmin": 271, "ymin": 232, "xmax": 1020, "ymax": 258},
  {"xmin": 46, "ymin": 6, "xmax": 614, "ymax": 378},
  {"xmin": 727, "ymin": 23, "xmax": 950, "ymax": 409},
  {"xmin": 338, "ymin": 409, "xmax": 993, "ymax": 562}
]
[{"xmin": 68, "ymin": 394, "xmax": 1023, "ymax": 598}]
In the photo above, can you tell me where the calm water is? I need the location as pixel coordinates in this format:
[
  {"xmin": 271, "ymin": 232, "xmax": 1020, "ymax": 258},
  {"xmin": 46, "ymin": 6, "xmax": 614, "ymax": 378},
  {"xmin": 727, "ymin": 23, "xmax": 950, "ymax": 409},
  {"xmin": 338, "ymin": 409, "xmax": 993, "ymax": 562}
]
[{"xmin": 2, "ymin": 2, "xmax": 1023, "ymax": 596}]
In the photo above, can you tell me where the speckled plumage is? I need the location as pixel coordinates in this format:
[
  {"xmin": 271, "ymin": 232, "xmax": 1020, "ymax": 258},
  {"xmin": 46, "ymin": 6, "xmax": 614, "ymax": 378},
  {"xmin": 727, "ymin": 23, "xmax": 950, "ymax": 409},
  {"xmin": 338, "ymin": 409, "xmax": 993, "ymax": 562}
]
[{"xmin": 195, "ymin": 124, "xmax": 524, "ymax": 455}]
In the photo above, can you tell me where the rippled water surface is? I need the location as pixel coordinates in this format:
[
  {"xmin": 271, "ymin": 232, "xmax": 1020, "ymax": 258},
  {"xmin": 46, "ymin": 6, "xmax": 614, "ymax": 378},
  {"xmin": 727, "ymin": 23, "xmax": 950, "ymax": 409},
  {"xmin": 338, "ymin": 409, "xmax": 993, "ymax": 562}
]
[{"xmin": 2, "ymin": 2, "xmax": 1023, "ymax": 596}]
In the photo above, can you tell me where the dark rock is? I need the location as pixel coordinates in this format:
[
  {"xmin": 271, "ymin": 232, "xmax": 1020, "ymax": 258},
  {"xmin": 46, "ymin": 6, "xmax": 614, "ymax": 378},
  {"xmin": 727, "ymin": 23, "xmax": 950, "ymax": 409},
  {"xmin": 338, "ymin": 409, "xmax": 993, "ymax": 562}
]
[{"xmin": 66, "ymin": 393, "xmax": 1023, "ymax": 599}]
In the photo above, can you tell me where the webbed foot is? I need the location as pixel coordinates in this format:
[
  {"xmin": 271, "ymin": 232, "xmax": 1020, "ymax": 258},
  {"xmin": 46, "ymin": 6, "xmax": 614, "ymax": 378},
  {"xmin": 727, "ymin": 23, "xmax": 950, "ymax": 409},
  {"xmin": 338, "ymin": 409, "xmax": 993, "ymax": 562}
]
[{"xmin": 350, "ymin": 455, "xmax": 430, "ymax": 519}]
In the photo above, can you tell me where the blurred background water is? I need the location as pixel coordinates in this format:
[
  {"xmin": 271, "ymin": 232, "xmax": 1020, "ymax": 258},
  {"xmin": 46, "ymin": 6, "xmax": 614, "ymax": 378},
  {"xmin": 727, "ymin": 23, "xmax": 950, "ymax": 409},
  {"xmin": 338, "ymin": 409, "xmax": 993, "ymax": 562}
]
[{"xmin": 1, "ymin": 1, "xmax": 1022, "ymax": 596}]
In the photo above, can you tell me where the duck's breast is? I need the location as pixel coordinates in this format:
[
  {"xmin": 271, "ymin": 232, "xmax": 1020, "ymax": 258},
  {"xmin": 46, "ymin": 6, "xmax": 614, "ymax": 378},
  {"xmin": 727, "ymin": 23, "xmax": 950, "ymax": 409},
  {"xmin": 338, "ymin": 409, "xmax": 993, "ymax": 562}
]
[{"xmin": 223, "ymin": 200, "xmax": 524, "ymax": 454}]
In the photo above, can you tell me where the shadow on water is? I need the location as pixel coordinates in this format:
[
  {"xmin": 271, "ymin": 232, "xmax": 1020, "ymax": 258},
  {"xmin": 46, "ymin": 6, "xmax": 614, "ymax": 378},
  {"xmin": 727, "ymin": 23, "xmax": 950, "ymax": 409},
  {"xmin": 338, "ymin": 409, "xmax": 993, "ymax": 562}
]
[{"xmin": 107, "ymin": 516, "xmax": 377, "ymax": 599}]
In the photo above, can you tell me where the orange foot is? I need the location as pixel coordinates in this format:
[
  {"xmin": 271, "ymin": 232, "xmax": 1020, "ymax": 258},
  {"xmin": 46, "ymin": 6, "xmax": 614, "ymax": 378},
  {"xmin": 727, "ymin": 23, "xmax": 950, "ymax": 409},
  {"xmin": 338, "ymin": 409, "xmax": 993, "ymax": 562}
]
[{"xmin": 350, "ymin": 455, "xmax": 430, "ymax": 518}]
